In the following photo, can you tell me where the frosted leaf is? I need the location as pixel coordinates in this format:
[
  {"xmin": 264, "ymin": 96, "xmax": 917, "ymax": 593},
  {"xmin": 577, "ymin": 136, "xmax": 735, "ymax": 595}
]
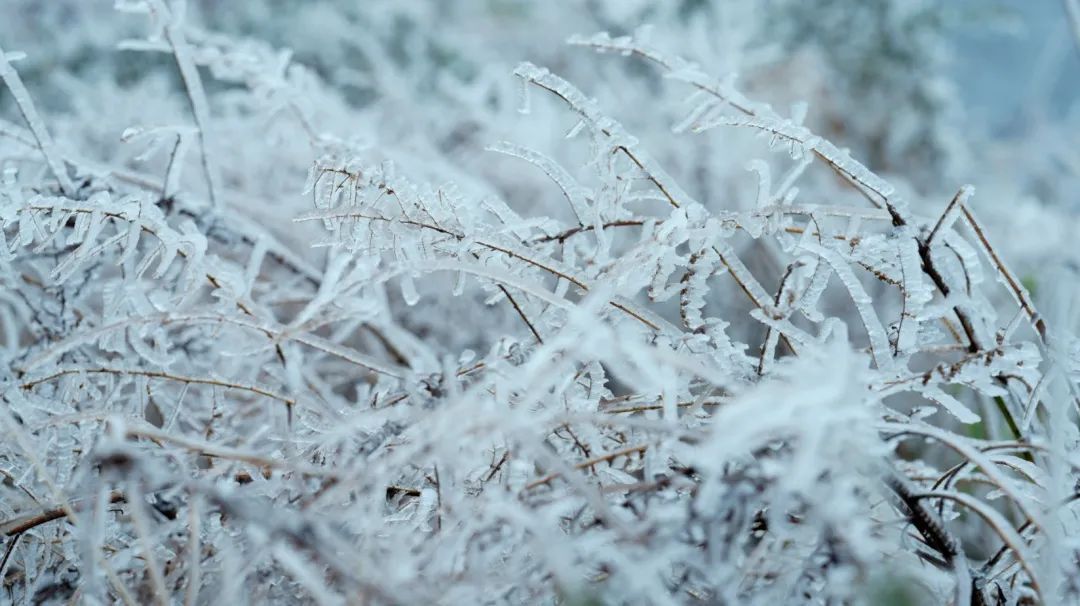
[
  {"xmin": 774, "ymin": 154, "xmax": 812, "ymax": 204},
  {"xmin": 565, "ymin": 119, "xmax": 586, "ymax": 139},
  {"xmin": 452, "ymin": 270, "xmax": 466, "ymax": 296},
  {"xmin": 923, "ymin": 388, "xmax": 980, "ymax": 424},
  {"xmin": 758, "ymin": 324, "xmax": 782, "ymax": 375},
  {"xmin": 132, "ymin": 242, "xmax": 162, "ymax": 280},
  {"xmin": 790, "ymin": 101, "xmax": 808, "ymax": 126},
  {"xmin": 17, "ymin": 208, "xmax": 36, "ymax": 246},
  {"xmin": 176, "ymin": 221, "xmax": 207, "ymax": 284},
  {"xmin": 69, "ymin": 208, "xmax": 92, "ymax": 245},
  {"xmin": 116, "ymin": 38, "xmax": 170, "ymax": 52},
  {"xmin": 566, "ymin": 31, "xmax": 612, "ymax": 48},
  {"xmin": 802, "ymin": 242, "xmax": 892, "ymax": 369},
  {"xmin": 243, "ymin": 236, "xmax": 269, "ymax": 295},
  {"xmin": 896, "ymin": 236, "xmax": 931, "ymax": 356},
  {"xmin": 673, "ymin": 98, "xmax": 718, "ymax": 134},
  {"xmin": 487, "ymin": 141, "xmax": 590, "ymax": 222},
  {"xmin": 128, "ymin": 326, "xmax": 176, "ymax": 367},
  {"xmin": 647, "ymin": 255, "xmax": 685, "ymax": 304},
  {"xmin": 513, "ymin": 62, "xmax": 552, "ymax": 87},
  {"xmin": 746, "ymin": 159, "xmax": 772, "ymax": 208},
  {"xmin": 991, "ymin": 454, "xmax": 1048, "ymax": 489},
  {"xmin": 943, "ymin": 231, "xmax": 984, "ymax": 290},
  {"xmin": 290, "ymin": 250, "xmax": 350, "ymax": 328},
  {"xmin": 400, "ymin": 274, "xmax": 420, "ymax": 306},
  {"xmin": 0, "ymin": 223, "xmax": 11, "ymax": 262},
  {"xmin": 516, "ymin": 74, "xmax": 531, "ymax": 115},
  {"xmin": 77, "ymin": 209, "xmax": 107, "ymax": 256},
  {"xmin": 120, "ymin": 125, "xmax": 144, "ymax": 141},
  {"xmin": 481, "ymin": 196, "xmax": 532, "ymax": 240},
  {"xmin": 680, "ymin": 250, "xmax": 719, "ymax": 330},
  {"xmin": 749, "ymin": 308, "xmax": 814, "ymax": 350},
  {"xmin": 665, "ymin": 59, "xmax": 709, "ymax": 85},
  {"xmin": 153, "ymin": 240, "xmax": 179, "ymax": 279},
  {"xmin": 844, "ymin": 215, "xmax": 863, "ymax": 242},
  {"xmin": 812, "ymin": 139, "xmax": 895, "ymax": 200}
]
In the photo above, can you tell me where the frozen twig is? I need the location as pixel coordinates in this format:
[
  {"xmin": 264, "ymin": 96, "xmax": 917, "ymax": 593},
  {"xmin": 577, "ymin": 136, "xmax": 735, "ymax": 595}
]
[
  {"xmin": 0, "ymin": 47, "xmax": 75, "ymax": 196},
  {"xmin": 147, "ymin": 0, "xmax": 220, "ymax": 209}
]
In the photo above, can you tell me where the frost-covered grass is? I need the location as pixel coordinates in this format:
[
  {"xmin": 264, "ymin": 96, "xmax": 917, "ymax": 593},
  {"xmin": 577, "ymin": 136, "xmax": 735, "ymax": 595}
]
[{"xmin": 1, "ymin": 2, "xmax": 1079, "ymax": 604}]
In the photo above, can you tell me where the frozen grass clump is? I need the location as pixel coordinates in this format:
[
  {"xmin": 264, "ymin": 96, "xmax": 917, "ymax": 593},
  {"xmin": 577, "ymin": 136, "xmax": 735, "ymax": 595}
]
[{"xmin": 1, "ymin": 2, "xmax": 1079, "ymax": 604}]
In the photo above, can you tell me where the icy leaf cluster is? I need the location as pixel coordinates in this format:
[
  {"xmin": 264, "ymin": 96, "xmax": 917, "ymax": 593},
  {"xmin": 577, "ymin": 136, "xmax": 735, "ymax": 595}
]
[{"xmin": 1, "ymin": 2, "xmax": 1079, "ymax": 605}]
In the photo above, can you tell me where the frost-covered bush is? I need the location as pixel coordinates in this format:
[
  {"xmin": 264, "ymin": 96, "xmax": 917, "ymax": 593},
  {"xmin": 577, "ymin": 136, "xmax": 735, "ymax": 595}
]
[{"xmin": 1, "ymin": 1, "xmax": 1079, "ymax": 604}]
